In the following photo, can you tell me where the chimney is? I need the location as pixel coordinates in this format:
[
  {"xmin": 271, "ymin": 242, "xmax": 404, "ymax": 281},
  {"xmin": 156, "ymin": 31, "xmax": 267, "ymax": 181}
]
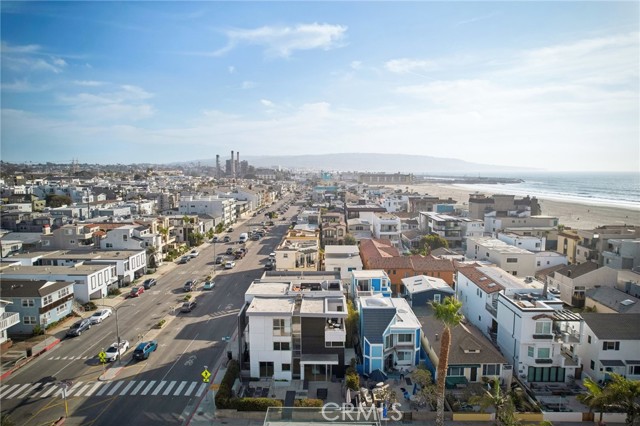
[{"xmin": 43, "ymin": 224, "xmax": 51, "ymax": 235}]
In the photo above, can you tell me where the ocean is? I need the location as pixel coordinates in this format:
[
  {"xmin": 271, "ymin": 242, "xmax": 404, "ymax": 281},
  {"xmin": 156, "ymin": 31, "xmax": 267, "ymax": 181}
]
[{"xmin": 452, "ymin": 171, "xmax": 640, "ymax": 210}]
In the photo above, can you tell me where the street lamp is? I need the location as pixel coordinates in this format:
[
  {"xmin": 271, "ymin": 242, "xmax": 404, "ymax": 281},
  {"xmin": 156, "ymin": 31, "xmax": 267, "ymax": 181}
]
[{"xmin": 97, "ymin": 304, "xmax": 131, "ymax": 365}]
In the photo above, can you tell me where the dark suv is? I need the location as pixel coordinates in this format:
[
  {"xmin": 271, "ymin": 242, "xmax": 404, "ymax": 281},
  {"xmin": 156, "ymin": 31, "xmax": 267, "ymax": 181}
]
[
  {"xmin": 133, "ymin": 340, "xmax": 158, "ymax": 360},
  {"xmin": 66, "ymin": 319, "xmax": 92, "ymax": 337},
  {"xmin": 143, "ymin": 278, "xmax": 157, "ymax": 289},
  {"xmin": 183, "ymin": 280, "xmax": 198, "ymax": 292}
]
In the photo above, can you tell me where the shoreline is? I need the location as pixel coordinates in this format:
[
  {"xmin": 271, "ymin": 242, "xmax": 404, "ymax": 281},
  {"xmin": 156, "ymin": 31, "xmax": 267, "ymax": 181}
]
[{"xmin": 386, "ymin": 183, "xmax": 640, "ymax": 230}]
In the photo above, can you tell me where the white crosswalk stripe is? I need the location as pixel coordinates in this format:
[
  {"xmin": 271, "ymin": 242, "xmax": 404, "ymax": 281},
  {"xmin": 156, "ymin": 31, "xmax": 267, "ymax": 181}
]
[
  {"xmin": 151, "ymin": 381, "xmax": 166, "ymax": 396},
  {"xmin": 60, "ymin": 381, "xmax": 83, "ymax": 397},
  {"xmin": 0, "ymin": 384, "xmax": 9, "ymax": 394},
  {"xmin": 73, "ymin": 383, "xmax": 94, "ymax": 397},
  {"xmin": 173, "ymin": 381, "xmax": 187, "ymax": 396},
  {"xmin": 107, "ymin": 381, "xmax": 124, "ymax": 396},
  {"xmin": 96, "ymin": 382, "xmax": 112, "ymax": 396},
  {"xmin": 54, "ymin": 356, "xmax": 60, "ymax": 360},
  {"xmin": 130, "ymin": 381, "xmax": 146, "ymax": 395},
  {"xmin": 195, "ymin": 383, "xmax": 207, "ymax": 397},
  {"xmin": 140, "ymin": 381, "xmax": 156, "ymax": 396},
  {"xmin": 0, "ymin": 384, "xmax": 22, "ymax": 398},
  {"xmin": 5, "ymin": 384, "xmax": 31, "ymax": 399},
  {"xmin": 184, "ymin": 382, "xmax": 197, "ymax": 396},
  {"xmin": 83, "ymin": 382, "xmax": 103, "ymax": 397},
  {"xmin": 40, "ymin": 384, "xmax": 59, "ymax": 398},
  {"xmin": 119, "ymin": 381, "xmax": 136, "ymax": 396},
  {"xmin": 18, "ymin": 383, "xmax": 42, "ymax": 399},
  {"xmin": 162, "ymin": 381, "xmax": 176, "ymax": 396}
]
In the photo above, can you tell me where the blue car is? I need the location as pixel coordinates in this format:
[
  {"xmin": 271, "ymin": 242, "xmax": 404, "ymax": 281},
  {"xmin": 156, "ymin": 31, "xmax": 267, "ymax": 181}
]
[{"xmin": 133, "ymin": 340, "xmax": 158, "ymax": 360}]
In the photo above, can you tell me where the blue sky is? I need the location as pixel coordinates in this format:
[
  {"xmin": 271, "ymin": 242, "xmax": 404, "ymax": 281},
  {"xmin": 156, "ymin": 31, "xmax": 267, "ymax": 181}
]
[{"xmin": 1, "ymin": 1, "xmax": 638, "ymax": 171}]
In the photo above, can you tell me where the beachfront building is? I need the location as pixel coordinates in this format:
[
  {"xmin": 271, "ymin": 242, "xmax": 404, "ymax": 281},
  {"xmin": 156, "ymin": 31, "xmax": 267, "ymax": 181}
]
[
  {"xmin": 602, "ymin": 239, "xmax": 640, "ymax": 270},
  {"xmin": 484, "ymin": 213, "xmax": 559, "ymax": 237},
  {"xmin": 465, "ymin": 236, "xmax": 536, "ymax": 278},
  {"xmin": 418, "ymin": 212, "xmax": 465, "ymax": 249},
  {"xmin": 0, "ymin": 300, "xmax": 20, "ymax": 343},
  {"xmin": 546, "ymin": 263, "xmax": 618, "ymax": 308},
  {"xmin": 576, "ymin": 313, "xmax": 640, "ymax": 383},
  {"xmin": 575, "ymin": 226, "xmax": 640, "ymax": 266},
  {"xmin": 468, "ymin": 193, "xmax": 542, "ymax": 220}
]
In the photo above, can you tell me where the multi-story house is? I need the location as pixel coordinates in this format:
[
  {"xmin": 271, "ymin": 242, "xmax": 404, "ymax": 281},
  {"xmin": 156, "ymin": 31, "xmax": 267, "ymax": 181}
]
[
  {"xmin": 345, "ymin": 201, "xmax": 386, "ymax": 221},
  {"xmin": 575, "ymin": 226, "xmax": 640, "ymax": 266},
  {"xmin": 41, "ymin": 224, "xmax": 98, "ymax": 249},
  {"xmin": 0, "ymin": 279, "xmax": 74, "ymax": 335},
  {"xmin": 546, "ymin": 263, "xmax": 618, "ymax": 307},
  {"xmin": 324, "ymin": 246, "xmax": 362, "ymax": 280},
  {"xmin": 369, "ymin": 213, "xmax": 402, "ymax": 247},
  {"xmin": 347, "ymin": 218, "xmax": 372, "ymax": 242},
  {"xmin": 468, "ymin": 193, "xmax": 541, "ymax": 221},
  {"xmin": 401, "ymin": 275, "xmax": 454, "ymax": 308},
  {"xmin": 381, "ymin": 194, "xmax": 409, "ymax": 213},
  {"xmin": 407, "ymin": 195, "xmax": 457, "ymax": 214},
  {"xmin": 0, "ymin": 299, "xmax": 20, "ymax": 344},
  {"xmin": 358, "ymin": 295, "xmax": 422, "ymax": 374},
  {"xmin": 484, "ymin": 213, "xmax": 559, "ymax": 237},
  {"xmin": 497, "ymin": 232, "xmax": 546, "ymax": 252},
  {"xmin": 602, "ymin": 239, "xmax": 640, "ymax": 270},
  {"xmin": 418, "ymin": 212, "xmax": 465, "ymax": 248},
  {"xmin": 0, "ymin": 263, "xmax": 117, "ymax": 303},
  {"xmin": 350, "ymin": 270, "xmax": 392, "ymax": 299},
  {"xmin": 465, "ymin": 236, "xmax": 536, "ymax": 278},
  {"xmin": 557, "ymin": 229, "xmax": 582, "ymax": 264},
  {"xmin": 274, "ymin": 229, "xmax": 320, "ymax": 272},
  {"xmin": 320, "ymin": 212, "xmax": 347, "ymax": 247},
  {"xmin": 179, "ymin": 195, "xmax": 236, "ymax": 225},
  {"xmin": 240, "ymin": 277, "xmax": 347, "ymax": 381},
  {"xmin": 496, "ymin": 288, "xmax": 583, "ymax": 384},
  {"xmin": 577, "ymin": 313, "xmax": 640, "ymax": 383}
]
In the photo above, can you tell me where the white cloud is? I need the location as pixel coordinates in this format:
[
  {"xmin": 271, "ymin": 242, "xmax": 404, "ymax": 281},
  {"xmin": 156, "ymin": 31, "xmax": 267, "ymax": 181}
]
[
  {"xmin": 350, "ymin": 61, "xmax": 362, "ymax": 70},
  {"xmin": 385, "ymin": 58, "xmax": 437, "ymax": 74},
  {"xmin": 214, "ymin": 23, "xmax": 347, "ymax": 57},
  {"xmin": 1, "ymin": 42, "xmax": 68, "ymax": 73},
  {"xmin": 58, "ymin": 84, "xmax": 155, "ymax": 121},
  {"xmin": 260, "ymin": 99, "xmax": 275, "ymax": 108},
  {"xmin": 1, "ymin": 79, "xmax": 38, "ymax": 92},
  {"xmin": 0, "ymin": 42, "xmax": 41, "ymax": 53},
  {"xmin": 73, "ymin": 80, "xmax": 106, "ymax": 87}
]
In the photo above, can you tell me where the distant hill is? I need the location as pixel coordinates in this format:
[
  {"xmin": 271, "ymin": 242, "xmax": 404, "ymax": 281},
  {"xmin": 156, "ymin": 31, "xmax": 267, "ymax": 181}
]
[{"xmin": 201, "ymin": 153, "xmax": 534, "ymax": 174}]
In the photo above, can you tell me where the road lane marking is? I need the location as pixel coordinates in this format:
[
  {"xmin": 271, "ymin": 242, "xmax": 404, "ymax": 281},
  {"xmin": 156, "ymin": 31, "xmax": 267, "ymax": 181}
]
[
  {"xmin": 83, "ymin": 382, "xmax": 103, "ymax": 397},
  {"xmin": 5, "ymin": 383, "xmax": 31, "ymax": 399},
  {"xmin": 17, "ymin": 383, "xmax": 41, "ymax": 399},
  {"xmin": 106, "ymin": 381, "xmax": 124, "ymax": 396},
  {"xmin": 162, "ymin": 381, "xmax": 176, "ymax": 396},
  {"xmin": 119, "ymin": 380, "xmax": 136, "ymax": 395},
  {"xmin": 0, "ymin": 384, "xmax": 21, "ymax": 398},
  {"xmin": 54, "ymin": 356, "xmax": 60, "ymax": 360},
  {"xmin": 130, "ymin": 381, "xmax": 146, "ymax": 395},
  {"xmin": 151, "ymin": 381, "xmax": 166, "ymax": 396},
  {"xmin": 96, "ymin": 382, "xmax": 112, "ymax": 396},
  {"xmin": 195, "ymin": 383, "xmax": 207, "ymax": 397},
  {"xmin": 159, "ymin": 333, "xmax": 199, "ymax": 382},
  {"xmin": 140, "ymin": 380, "xmax": 156, "ymax": 395},
  {"xmin": 40, "ymin": 384, "xmax": 59, "ymax": 398},
  {"xmin": 0, "ymin": 384, "xmax": 11, "ymax": 395},
  {"xmin": 61, "ymin": 381, "xmax": 83, "ymax": 397},
  {"xmin": 183, "ymin": 382, "xmax": 197, "ymax": 396},
  {"xmin": 173, "ymin": 381, "xmax": 187, "ymax": 396}
]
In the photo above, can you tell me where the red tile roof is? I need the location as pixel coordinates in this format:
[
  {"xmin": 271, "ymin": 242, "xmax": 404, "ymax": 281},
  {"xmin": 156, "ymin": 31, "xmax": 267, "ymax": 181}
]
[{"xmin": 457, "ymin": 266, "xmax": 504, "ymax": 294}]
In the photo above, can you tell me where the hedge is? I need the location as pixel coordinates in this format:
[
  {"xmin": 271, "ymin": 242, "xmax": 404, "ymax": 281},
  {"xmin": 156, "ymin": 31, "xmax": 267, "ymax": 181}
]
[
  {"xmin": 232, "ymin": 397, "xmax": 283, "ymax": 411},
  {"xmin": 294, "ymin": 399, "xmax": 324, "ymax": 408},
  {"xmin": 215, "ymin": 360, "xmax": 240, "ymax": 408}
]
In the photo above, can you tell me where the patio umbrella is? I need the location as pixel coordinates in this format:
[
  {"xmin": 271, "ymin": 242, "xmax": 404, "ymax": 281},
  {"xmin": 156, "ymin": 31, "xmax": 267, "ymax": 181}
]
[
  {"xmin": 369, "ymin": 369, "xmax": 388, "ymax": 383},
  {"xmin": 346, "ymin": 387, "xmax": 351, "ymax": 403}
]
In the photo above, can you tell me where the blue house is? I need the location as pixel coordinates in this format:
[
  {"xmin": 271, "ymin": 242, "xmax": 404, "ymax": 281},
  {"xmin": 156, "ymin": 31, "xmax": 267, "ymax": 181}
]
[
  {"xmin": 350, "ymin": 270, "xmax": 392, "ymax": 300},
  {"xmin": 359, "ymin": 295, "xmax": 422, "ymax": 374},
  {"xmin": 0, "ymin": 279, "xmax": 75, "ymax": 335},
  {"xmin": 401, "ymin": 275, "xmax": 455, "ymax": 308}
]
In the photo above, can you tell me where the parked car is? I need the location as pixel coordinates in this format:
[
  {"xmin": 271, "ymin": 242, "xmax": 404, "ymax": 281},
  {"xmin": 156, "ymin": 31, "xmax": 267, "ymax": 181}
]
[
  {"xmin": 104, "ymin": 340, "xmax": 130, "ymax": 362},
  {"xmin": 224, "ymin": 261, "xmax": 236, "ymax": 269},
  {"xmin": 227, "ymin": 227, "xmax": 234, "ymax": 232},
  {"xmin": 234, "ymin": 250, "xmax": 246, "ymax": 259},
  {"xmin": 215, "ymin": 255, "xmax": 224, "ymax": 264},
  {"xmin": 89, "ymin": 308, "xmax": 112, "ymax": 324},
  {"xmin": 223, "ymin": 235, "xmax": 231, "ymax": 243},
  {"xmin": 225, "ymin": 247, "xmax": 234, "ymax": 255},
  {"xmin": 203, "ymin": 280, "xmax": 215, "ymax": 290},
  {"xmin": 143, "ymin": 278, "xmax": 157, "ymax": 289},
  {"xmin": 251, "ymin": 234, "xmax": 261, "ymax": 241},
  {"xmin": 264, "ymin": 263, "xmax": 274, "ymax": 271},
  {"xmin": 269, "ymin": 252, "xmax": 276, "ymax": 259},
  {"xmin": 179, "ymin": 256, "xmax": 190, "ymax": 264},
  {"xmin": 189, "ymin": 250, "xmax": 199, "ymax": 258},
  {"xmin": 129, "ymin": 286, "xmax": 144, "ymax": 298},
  {"xmin": 183, "ymin": 280, "xmax": 198, "ymax": 292},
  {"xmin": 66, "ymin": 319, "xmax": 92, "ymax": 337},
  {"xmin": 212, "ymin": 236, "xmax": 219, "ymax": 243},
  {"xmin": 180, "ymin": 301, "xmax": 197, "ymax": 312},
  {"xmin": 133, "ymin": 340, "xmax": 158, "ymax": 361}
]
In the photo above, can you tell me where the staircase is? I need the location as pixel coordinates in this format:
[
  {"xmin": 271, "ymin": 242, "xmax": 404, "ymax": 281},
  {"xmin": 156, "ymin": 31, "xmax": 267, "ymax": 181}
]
[{"xmin": 71, "ymin": 300, "xmax": 85, "ymax": 317}]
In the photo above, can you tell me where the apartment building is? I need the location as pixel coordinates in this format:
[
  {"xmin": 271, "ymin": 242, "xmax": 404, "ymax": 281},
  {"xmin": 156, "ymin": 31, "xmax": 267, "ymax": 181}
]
[
  {"xmin": 323, "ymin": 246, "xmax": 362, "ymax": 280},
  {"xmin": 274, "ymin": 229, "xmax": 320, "ymax": 272},
  {"xmin": 418, "ymin": 212, "xmax": 465, "ymax": 248},
  {"xmin": 575, "ymin": 226, "xmax": 640, "ymax": 266},
  {"xmin": 484, "ymin": 213, "xmax": 558, "ymax": 236},
  {"xmin": 466, "ymin": 236, "xmax": 536, "ymax": 278},
  {"xmin": 602, "ymin": 239, "xmax": 640, "ymax": 270},
  {"xmin": 350, "ymin": 270, "xmax": 392, "ymax": 299},
  {"xmin": 546, "ymin": 263, "xmax": 618, "ymax": 307},
  {"xmin": 179, "ymin": 195, "xmax": 236, "ymax": 225},
  {"xmin": 0, "ymin": 300, "xmax": 20, "ymax": 343},
  {"xmin": 468, "ymin": 193, "xmax": 541, "ymax": 220},
  {"xmin": 41, "ymin": 224, "xmax": 99, "ymax": 249}
]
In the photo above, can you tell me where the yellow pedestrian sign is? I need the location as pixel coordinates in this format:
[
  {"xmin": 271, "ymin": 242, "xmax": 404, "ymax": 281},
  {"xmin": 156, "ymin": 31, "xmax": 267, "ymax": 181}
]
[
  {"xmin": 201, "ymin": 368, "xmax": 211, "ymax": 383},
  {"xmin": 98, "ymin": 351, "xmax": 107, "ymax": 364}
]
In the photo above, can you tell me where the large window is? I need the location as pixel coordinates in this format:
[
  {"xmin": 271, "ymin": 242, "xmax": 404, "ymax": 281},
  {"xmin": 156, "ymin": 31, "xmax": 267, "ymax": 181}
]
[
  {"xmin": 537, "ymin": 348, "xmax": 551, "ymax": 359},
  {"xmin": 528, "ymin": 346, "xmax": 534, "ymax": 357},
  {"xmin": 259, "ymin": 362, "xmax": 274, "ymax": 378},
  {"xmin": 602, "ymin": 341, "xmax": 620, "ymax": 351},
  {"xmin": 483, "ymin": 364, "xmax": 501, "ymax": 376},
  {"xmin": 42, "ymin": 295, "xmax": 53, "ymax": 306},
  {"xmin": 397, "ymin": 334, "xmax": 413, "ymax": 343},
  {"xmin": 535, "ymin": 322, "xmax": 552, "ymax": 335},
  {"xmin": 22, "ymin": 299, "xmax": 35, "ymax": 307},
  {"xmin": 273, "ymin": 319, "xmax": 285, "ymax": 336},
  {"xmin": 282, "ymin": 363, "xmax": 291, "ymax": 372},
  {"xmin": 23, "ymin": 316, "xmax": 36, "ymax": 325},
  {"xmin": 58, "ymin": 288, "xmax": 69, "ymax": 298},
  {"xmin": 629, "ymin": 365, "xmax": 640, "ymax": 375},
  {"xmin": 273, "ymin": 342, "xmax": 290, "ymax": 351},
  {"xmin": 528, "ymin": 366, "xmax": 565, "ymax": 382},
  {"xmin": 448, "ymin": 366, "xmax": 464, "ymax": 376},
  {"xmin": 396, "ymin": 351, "xmax": 412, "ymax": 361}
]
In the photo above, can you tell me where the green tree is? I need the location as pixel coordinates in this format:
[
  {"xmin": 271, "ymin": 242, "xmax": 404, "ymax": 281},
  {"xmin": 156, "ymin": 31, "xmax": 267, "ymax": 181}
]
[
  {"xmin": 45, "ymin": 194, "xmax": 72, "ymax": 207},
  {"xmin": 344, "ymin": 233, "xmax": 357, "ymax": 245},
  {"xmin": 420, "ymin": 234, "xmax": 449, "ymax": 254},
  {"xmin": 345, "ymin": 299, "xmax": 359, "ymax": 348},
  {"xmin": 578, "ymin": 376, "xmax": 610, "ymax": 424},
  {"xmin": 432, "ymin": 296, "xmax": 464, "ymax": 426},
  {"xmin": 411, "ymin": 365, "xmax": 437, "ymax": 408},
  {"xmin": 469, "ymin": 379, "xmax": 519, "ymax": 426},
  {"xmin": 206, "ymin": 228, "xmax": 215, "ymax": 240},
  {"xmin": 604, "ymin": 373, "xmax": 640, "ymax": 426}
]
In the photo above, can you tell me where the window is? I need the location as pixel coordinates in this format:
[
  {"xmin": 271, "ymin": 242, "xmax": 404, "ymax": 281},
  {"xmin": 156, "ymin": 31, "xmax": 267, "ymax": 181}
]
[
  {"xmin": 588, "ymin": 335, "xmax": 591, "ymax": 344},
  {"xmin": 326, "ymin": 341, "xmax": 344, "ymax": 348},
  {"xmin": 602, "ymin": 341, "xmax": 620, "ymax": 351},
  {"xmin": 448, "ymin": 366, "xmax": 464, "ymax": 376},
  {"xmin": 283, "ymin": 253, "xmax": 288, "ymax": 258},
  {"xmin": 106, "ymin": 243, "xmax": 113, "ymax": 248},
  {"xmin": 282, "ymin": 363, "xmax": 291, "ymax": 372},
  {"xmin": 42, "ymin": 295, "xmax": 53, "ymax": 306},
  {"xmin": 22, "ymin": 299, "xmax": 35, "ymax": 307},
  {"xmin": 433, "ymin": 294, "xmax": 441, "ymax": 303},
  {"xmin": 273, "ymin": 319, "xmax": 285, "ymax": 335},
  {"xmin": 56, "ymin": 304, "xmax": 67, "ymax": 314},
  {"xmin": 259, "ymin": 362, "xmax": 274, "ymax": 377},
  {"xmin": 629, "ymin": 365, "xmax": 640, "ymax": 375},
  {"xmin": 506, "ymin": 258, "xmax": 518, "ymax": 263},
  {"xmin": 590, "ymin": 360, "xmax": 595, "ymax": 369},
  {"xmin": 23, "ymin": 316, "xmax": 36, "ymax": 325},
  {"xmin": 385, "ymin": 335, "xmax": 392, "ymax": 348},
  {"xmin": 483, "ymin": 364, "xmax": 501, "ymax": 376},
  {"xmin": 396, "ymin": 351, "xmax": 412, "ymax": 361},
  {"xmin": 397, "ymin": 334, "xmax": 413, "ymax": 343},
  {"xmin": 537, "ymin": 348, "xmax": 551, "ymax": 359},
  {"xmin": 123, "ymin": 234, "xmax": 128, "ymax": 241},
  {"xmin": 273, "ymin": 342, "xmax": 290, "ymax": 351},
  {"xmin": 535, "ymin": 321, "xmax": 552, "ymax": 335},
  {"xmin": 528, "ymin": 346, "xmax": 534, "ymax": 357},
  {"xmin": 58, "ymin": 288, "xmax": 69, "ymax": 298}
]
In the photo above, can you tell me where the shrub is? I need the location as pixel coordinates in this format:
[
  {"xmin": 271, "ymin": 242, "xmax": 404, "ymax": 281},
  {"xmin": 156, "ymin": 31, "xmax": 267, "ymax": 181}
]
[
  {"xmin": 294, "ymin": 399, "xmax": 323, "ymax": 408},
  {"xmin": 83, "ymin": 302, "xmax": 97, "ymax": 311},
  {"xmin": 233, "ymin": 397, "xmax": 283, "ymax": 411},
  {"xmin": 215, "ymin": 359, "xmax": 240, "ymax": 409},
  {"xmin": 32, "ymin": 325, "xmax": 44, "ymax": 336},
  {"xmin": 346, "ymin": 373, "xmax": 359, "ymax": 391},
  {"xmin": 108, "ymin": 288, "xmax": 122, "ymax": 296},
  {"xmin": 156, "ymin": 319, "xmax": 166, "ymax": 328},
  {"xmin": 183, "ymin": 295, "xmax": 192, "ymax": 301}
]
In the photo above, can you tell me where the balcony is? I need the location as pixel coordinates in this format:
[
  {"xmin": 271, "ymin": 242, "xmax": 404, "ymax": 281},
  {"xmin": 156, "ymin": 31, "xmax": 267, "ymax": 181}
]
[
  {"xmin": 485, "ymin": 302, "xmax": 498, "ymax": 317},
  {"xmin": 554, "ymin": 331, "xmax": 581, "ymax": 344},
  {"xmin": 0, "ymin": 312, "xmax": 20, "ymax": 331},
  {"xmin": 560, "ymin": 349, "xmax": 580, "ymax": 367},
  {"xmin": 325, "ymin": 321, "xmax": 346, "ymax": 343}
]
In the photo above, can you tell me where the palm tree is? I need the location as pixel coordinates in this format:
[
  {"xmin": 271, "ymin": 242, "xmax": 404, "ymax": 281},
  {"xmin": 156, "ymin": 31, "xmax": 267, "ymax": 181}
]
[
  {"xmin": 604, "ymin": 373, "xmax": 640, "ymax": 426},
  {"xmin": 470, "ymin": 379, "xmax": 519, "ymax": 426},
  {"xmin": 432, "ymin": 296, "xmax": 464, "ymax": 426},
  {"xmin": 577, "ymin": 376, "xmax": 610, "ymax": 424}
]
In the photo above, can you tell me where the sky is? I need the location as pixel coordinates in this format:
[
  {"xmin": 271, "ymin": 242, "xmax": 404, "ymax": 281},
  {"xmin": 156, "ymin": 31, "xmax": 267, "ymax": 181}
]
[{"xmin": 1, "ymin": 1, "xmax": 638, "ymax": 172}]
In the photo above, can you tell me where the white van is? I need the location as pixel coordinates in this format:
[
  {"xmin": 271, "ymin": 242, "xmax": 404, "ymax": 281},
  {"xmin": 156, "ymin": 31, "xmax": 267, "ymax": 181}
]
[{"xmin": 238, "ymin": 232, "xmax": 248, "ymax": 243}]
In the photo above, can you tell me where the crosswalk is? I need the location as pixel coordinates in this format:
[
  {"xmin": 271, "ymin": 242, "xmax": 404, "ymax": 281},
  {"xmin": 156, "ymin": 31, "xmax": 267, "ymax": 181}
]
[
  {"xmin": 0, "ymin": 380, "xmax": 208, "ymax": 400},
  {"xmin": 46, "ymin": 355, "xmax": 90, "ymax": 361}
]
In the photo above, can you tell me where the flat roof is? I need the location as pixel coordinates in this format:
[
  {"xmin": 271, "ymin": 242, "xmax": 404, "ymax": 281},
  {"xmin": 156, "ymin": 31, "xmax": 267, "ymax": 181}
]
[
  {"xmin": 8, "ymin": 249, "xmax": 142, "ymax": 260},
  {"xmin": 0, "ymin": 264, "xmax": 111, "ymax": 275},
  {"xmin": 468, "ymin": 237, "xmax": 534, "ymax": 255},
  {"xmin": 246, "ymin": 297, "xmax": 295, "ymax": 315},
  {"xmin": 352, "ymin": 270, "xmax": 388, "ymax": 279}
]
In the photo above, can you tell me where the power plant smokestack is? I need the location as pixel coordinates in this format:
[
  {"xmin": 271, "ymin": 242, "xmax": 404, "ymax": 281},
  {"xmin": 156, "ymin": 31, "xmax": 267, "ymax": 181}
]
[
  {"xmin": 231, "ymin": 150, "xmax": 235, "ymax": 177},
  {"xmin": 236, "ymin": 152, "xmax": 240, "ymax": 177},
  {"xmin": 216, "ymin": 155, "xmax": 220, "ymax": 178}
]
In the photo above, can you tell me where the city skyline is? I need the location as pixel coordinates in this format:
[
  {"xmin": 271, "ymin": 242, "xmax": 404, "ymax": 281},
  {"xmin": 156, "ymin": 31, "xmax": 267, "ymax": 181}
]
[{"xmin": 1, "ymin": 1, "xmax": 638, "ymax": 172}]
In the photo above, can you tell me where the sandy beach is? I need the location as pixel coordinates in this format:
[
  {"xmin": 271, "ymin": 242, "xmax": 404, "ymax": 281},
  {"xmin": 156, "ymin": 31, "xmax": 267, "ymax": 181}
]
[{"xmin": 386, "ymin": 183, "xmax": 640, "ymax": 230}]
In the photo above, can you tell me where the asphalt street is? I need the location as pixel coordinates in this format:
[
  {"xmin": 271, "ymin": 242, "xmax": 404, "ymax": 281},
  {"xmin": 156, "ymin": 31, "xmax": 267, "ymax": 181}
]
[{"xmin": 0, "ymin": 196, "xmax": 297, "ymax": 426}]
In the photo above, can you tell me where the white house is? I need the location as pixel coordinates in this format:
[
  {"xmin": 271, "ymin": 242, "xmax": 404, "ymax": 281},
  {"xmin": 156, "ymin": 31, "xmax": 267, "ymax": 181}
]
[
  {"xmin": 179, "ymin": 195, "xmax": 236, "ymax": 225},
  {"xmin": 466, "ymin": 236, "xmax": 536, "ymax": 278},
  {"xmin": 497, "ymin": 232, "xmax": 546, "ymax": 252},
  {"xmin": 323, "ymin": 245, "xmax": 363, "ymax": 281}
]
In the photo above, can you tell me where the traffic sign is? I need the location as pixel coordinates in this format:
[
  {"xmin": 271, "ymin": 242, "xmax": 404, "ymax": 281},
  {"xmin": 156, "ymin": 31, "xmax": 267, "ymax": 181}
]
[
  {"xmin": 201, "ymin": 368, "xmax": 211, "ymax": 383},
  {"xmin": 98, "ymin": 351, "xmax": 107, "ymax": 364}
]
